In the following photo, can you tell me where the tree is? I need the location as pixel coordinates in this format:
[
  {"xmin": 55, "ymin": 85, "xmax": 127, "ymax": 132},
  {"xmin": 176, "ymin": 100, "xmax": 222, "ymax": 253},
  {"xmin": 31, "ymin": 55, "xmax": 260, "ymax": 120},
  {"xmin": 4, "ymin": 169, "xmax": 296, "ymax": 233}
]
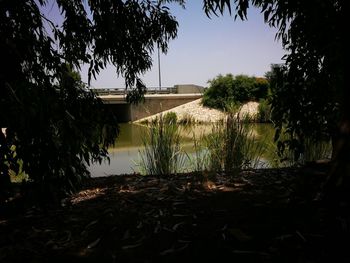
[
  {"xmin": 203, "ymin": 0, "xmax": 346, "ymax": 196},
  {"xmin": 202, "ymin": 74, "xmax": 235, "ymax": 110},
  {"xmin": 0, "ymin": 0, "xmax": 183, "ymax": 201},
  {"xmin": 266, "ymin": 64, "xmax": 339, "ymax": 158},
  {"xmin": 202, "ymin": 73, "xmax": 269, "ymax": 110}
]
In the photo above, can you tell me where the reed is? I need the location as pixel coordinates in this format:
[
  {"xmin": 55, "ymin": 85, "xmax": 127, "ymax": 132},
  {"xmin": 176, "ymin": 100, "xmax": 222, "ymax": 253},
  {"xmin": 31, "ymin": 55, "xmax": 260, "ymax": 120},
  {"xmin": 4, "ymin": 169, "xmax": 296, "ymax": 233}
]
[
  {"xmin": 137, "ymin": 114, "xmax": 186, "ymax": 176},
  {"xmin": 205, "ymin": 111, "xmax": 266, "ymax": 176},
  {"xmin": 186, "ymin": 131, "xmax": 209, "ymax": 173}
]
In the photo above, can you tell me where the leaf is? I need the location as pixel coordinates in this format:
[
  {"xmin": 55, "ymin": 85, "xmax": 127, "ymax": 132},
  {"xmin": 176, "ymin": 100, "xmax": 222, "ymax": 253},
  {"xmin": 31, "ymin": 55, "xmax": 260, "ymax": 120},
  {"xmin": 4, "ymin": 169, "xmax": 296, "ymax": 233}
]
[
  {"xmin": 228, "ymin": 228, "xmax": 252, "ymax": 242},
  {"xmin": 122, "ymin": 230, "xmax": 130, "ymax": 240},
  {"xmin": 160, "ymin": 244, "xmax": 189, "ymax": 256},
  {"xmin": 172, "ymin": 221, "xmax": 186, "ymax": 231},
  {"xmin": 122, "ymin": 243, "xmax": 142, "ymax": 250},
  {"xmin": 87, "ymin": 238, "xmax": 101, "ymax": 249}
]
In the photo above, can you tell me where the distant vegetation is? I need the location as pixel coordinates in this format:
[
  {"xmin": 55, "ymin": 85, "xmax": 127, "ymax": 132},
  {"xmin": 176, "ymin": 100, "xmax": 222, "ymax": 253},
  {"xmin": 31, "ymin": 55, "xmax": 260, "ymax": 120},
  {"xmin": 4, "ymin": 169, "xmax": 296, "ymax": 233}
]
[{"xmin": 202, "ymin": 74, "xmax": 269, "ymax": 111}]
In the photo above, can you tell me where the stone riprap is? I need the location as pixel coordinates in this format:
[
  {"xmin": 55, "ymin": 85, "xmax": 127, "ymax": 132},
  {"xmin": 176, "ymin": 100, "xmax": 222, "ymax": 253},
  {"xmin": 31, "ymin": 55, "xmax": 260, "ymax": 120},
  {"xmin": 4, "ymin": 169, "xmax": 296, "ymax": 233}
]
[{"xmin": 134, "ymin": 99, "xmax": 259, "ymax": 124}]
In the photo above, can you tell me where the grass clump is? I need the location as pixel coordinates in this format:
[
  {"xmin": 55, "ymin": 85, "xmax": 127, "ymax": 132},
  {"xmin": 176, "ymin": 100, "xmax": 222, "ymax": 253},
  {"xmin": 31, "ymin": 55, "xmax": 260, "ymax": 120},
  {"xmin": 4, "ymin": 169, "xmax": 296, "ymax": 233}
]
[
  {"xmin": 163, "ymin": 112, "xmax": 177, "ymax": 125},
  {"xmin": 186, "ymin": 131, "xmax": 209, "ymax": 173},
  {"xmin": 205, "ymin": 111, "xmax": 266, "ymax": 176},
  {"xmin": 138, "ymin": 114, "xmax": 186, "ymax": 176},
  {"xmin": 257, "ymin": 99, "xmax": 271, "ymax": 123},
  {"xmin": 178, "ymin": 113, "xmax": 195, "ymax": 125}
]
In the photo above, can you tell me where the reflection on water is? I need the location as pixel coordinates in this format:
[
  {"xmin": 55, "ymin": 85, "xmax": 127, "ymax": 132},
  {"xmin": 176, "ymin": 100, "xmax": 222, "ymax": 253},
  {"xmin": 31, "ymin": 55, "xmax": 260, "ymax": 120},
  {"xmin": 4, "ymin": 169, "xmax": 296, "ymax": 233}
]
[{"xmin": 89, "ymin": 123, "xmax": 276, "ymax": 177}]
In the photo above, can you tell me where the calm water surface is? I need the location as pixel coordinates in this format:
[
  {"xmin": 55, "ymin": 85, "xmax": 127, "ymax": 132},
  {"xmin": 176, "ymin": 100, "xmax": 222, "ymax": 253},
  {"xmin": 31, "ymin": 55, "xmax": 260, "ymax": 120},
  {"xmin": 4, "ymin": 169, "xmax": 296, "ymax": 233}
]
[{"xmin": 89, "ymin": 123, "xmax": 275, "ymax": 177}]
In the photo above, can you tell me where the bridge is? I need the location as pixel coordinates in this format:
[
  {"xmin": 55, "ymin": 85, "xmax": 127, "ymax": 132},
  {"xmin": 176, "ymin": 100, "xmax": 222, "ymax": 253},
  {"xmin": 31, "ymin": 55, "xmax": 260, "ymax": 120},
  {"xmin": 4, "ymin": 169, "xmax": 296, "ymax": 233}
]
[{"xmin": 95, "ymin": 85, "xmax": 204, "ymax": 122}]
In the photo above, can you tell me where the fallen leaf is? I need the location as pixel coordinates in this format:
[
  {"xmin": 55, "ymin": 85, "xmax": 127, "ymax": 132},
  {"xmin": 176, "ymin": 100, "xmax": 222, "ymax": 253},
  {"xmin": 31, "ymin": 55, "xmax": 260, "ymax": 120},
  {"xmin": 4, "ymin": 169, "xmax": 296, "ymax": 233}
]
[
  {"xmin": 172, "ymin": 221, "xmax": 186, "ymax": 231},
  {"xmin": 228, "ymin": 228, "xmax": 252, "ymax": 242},
  {"xmin": 122, "ymin": 243, "xmax": 142, "ymax": 250},
  {"xmin": 87, "ymin": 238, "xmax": 101, "ymax": 249}
]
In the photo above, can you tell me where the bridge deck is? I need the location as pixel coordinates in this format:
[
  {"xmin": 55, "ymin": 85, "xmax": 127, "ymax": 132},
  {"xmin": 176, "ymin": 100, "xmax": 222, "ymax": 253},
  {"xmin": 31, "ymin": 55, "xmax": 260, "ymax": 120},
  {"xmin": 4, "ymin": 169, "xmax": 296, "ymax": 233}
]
[{"xmin": 99, "ymin": 93, "xmax": 202, "ymax": 104}]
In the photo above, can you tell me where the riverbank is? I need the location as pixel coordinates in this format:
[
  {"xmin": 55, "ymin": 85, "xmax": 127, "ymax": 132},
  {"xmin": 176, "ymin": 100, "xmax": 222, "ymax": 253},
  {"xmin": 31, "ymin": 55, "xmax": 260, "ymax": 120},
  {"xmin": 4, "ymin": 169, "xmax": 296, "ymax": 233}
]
[
  {"xmin": 2, "ymin": 163, "xmax": 349, "ymax": 262},
  {"xmin": 134, "ymin": 99, "xmax": 259, "ymax": 124}
]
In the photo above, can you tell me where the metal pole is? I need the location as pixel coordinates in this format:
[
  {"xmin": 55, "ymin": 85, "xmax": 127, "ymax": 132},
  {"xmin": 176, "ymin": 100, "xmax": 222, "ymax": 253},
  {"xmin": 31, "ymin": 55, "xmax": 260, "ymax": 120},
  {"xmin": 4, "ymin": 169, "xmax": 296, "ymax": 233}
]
[{"xmin": 158, "ymin": 46, "xmax": 162, "ymax": 91}]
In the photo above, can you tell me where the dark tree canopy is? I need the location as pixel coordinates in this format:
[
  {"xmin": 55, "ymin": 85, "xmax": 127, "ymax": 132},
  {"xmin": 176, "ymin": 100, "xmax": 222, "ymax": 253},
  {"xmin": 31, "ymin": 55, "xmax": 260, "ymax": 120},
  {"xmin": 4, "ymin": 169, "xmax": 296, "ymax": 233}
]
[
  {"xmin": 203, "ymin": 0, "xmax": 347, "ymax": 194},
  {"xmin": 0, "ymin": 0, "xmax": 182, "ymax": 201},
  {"xmin": 1, "ymin": 0, "xmax": 347, "ymax": 201}
]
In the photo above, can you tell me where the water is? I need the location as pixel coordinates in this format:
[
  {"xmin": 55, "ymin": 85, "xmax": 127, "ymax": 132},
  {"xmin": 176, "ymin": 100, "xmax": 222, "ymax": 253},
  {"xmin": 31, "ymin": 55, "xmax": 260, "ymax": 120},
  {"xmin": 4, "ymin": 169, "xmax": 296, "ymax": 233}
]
[{"xmin": 88, "ymin": 123, "xmax": 276, "ymax": 177}]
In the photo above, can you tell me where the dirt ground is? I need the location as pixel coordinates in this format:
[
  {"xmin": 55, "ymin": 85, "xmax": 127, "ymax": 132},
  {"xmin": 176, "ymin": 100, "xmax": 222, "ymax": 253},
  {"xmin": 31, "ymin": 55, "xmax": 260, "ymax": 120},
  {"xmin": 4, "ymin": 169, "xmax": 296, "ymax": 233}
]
[{"xmin": 1, "ymin": 165, "xmax": 349, "ymax": 262}]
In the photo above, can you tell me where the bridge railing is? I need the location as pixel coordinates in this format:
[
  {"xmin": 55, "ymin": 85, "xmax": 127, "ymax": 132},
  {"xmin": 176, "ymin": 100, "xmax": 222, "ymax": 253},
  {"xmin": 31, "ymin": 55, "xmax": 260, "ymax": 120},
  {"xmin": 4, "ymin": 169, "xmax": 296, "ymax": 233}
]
[{"xmin": 91, "ymin": 87, "xmax": 177, "ymax": 96}]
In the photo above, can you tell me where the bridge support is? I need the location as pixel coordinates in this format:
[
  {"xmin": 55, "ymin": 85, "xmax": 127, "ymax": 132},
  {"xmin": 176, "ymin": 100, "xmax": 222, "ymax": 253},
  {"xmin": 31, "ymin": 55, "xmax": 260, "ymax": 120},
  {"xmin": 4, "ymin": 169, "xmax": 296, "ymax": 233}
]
[{"xmin": 100, "ymin": 94, "xmax": 202, "ymax": 123}]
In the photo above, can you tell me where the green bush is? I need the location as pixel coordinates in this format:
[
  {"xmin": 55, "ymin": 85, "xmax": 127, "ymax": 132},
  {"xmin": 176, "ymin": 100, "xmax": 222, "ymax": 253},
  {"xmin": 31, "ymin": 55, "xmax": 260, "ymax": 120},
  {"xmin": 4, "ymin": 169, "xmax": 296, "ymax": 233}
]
[
  {"xmin": 257, "ymin": 99, "xmax": 272, "ymax": 123},
  {"xmin": 232, "ymin": 75, "xmax": 256, "ymax": 102},
  {"xmin": 202, "ymin": 74, "xmax": 269, "ymax": 110},
  {"xmin": 202, "ymin": 74, "xmax": 235, "ymax": 110},
  {"xmin": 253, "ymin": 78, "xmax": 269, "ymax": 100}
]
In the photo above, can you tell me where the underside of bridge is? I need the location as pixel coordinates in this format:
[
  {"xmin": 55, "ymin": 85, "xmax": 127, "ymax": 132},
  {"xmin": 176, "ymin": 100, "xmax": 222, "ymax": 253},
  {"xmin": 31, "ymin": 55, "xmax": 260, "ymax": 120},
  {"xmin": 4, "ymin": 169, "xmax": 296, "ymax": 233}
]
[
  {"xmin": 104, "ymin": 104, "xmax": 131, "ymax": 123},
  {"xmin": 101, "ymin": 94, "xmax": 202, "ymax": 123}
]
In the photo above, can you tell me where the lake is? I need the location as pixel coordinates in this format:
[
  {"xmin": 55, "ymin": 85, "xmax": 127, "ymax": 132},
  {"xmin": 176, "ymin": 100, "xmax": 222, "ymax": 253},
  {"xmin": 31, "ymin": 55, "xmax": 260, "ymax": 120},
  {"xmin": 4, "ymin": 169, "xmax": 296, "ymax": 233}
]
[{"xmin": 88, "ymin": 123, "xmax": 276, "ymax": 177}]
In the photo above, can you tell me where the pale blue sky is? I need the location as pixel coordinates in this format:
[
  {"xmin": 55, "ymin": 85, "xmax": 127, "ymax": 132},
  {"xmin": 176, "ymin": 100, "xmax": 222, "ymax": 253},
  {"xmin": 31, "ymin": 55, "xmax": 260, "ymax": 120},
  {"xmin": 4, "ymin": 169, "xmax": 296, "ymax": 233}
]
[{"xmin": 43, "ymin": 1, "xmax": 285, "ymax": 89}]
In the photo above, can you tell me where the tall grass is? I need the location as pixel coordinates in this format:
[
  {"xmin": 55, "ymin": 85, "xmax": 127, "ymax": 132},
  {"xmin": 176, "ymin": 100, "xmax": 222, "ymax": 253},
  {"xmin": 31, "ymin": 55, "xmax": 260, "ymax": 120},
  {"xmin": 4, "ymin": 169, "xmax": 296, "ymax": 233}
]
[
  {"xmin": 302, "ymin": 138, "xmax": 332, "ymax": 163},
  {"xmin": 204, "ymin": 111, "xmax": 266, "ymax": 176},
  {"xmin": 269, "ymin": 133, "xmax": 332, "ymax": 168},
  {"xmin": 178, "ymin": 113, "xmax": 195, "ymax": 125},
  {"xmin": 137, "ymin": 114, "xmax": 186, "ymax": 176},
  {"xmin": 186, "ymin": 131, "xmax": 209, "ymax": 173},
  {"xmin": 257, "ymin": 99, "xmax": 271, "ymax": 123}
]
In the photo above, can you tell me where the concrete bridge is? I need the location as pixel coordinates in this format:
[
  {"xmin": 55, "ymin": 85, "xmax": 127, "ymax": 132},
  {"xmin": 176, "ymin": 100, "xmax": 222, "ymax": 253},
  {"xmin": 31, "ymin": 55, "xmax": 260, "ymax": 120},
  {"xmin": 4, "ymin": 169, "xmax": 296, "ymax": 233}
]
[{"xmin": 96, "ymin": 85, "xmax": 204, "ymax": 122}]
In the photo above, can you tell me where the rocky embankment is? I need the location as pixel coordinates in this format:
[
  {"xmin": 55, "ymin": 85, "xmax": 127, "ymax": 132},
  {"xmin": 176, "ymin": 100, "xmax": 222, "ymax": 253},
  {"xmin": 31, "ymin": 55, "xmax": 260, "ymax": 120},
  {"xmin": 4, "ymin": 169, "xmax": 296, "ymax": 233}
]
[{"xmin": 134, "ymin": 98, "xmax": 259, "ymax": 123}]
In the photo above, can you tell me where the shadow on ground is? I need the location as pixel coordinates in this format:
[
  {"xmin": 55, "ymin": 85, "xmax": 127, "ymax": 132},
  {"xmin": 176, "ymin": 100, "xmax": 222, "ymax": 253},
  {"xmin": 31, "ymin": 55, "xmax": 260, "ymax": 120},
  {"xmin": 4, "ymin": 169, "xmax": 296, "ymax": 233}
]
[{"xmin": 1, "ymin": 165, "xmax": 349, "ymax": 262}]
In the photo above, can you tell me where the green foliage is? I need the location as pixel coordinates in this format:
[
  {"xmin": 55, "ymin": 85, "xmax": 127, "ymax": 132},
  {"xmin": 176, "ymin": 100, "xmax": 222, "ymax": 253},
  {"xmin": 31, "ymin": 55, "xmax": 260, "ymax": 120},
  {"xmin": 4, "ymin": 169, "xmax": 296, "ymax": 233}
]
[
  {"xmin": 0, "ymin": 0, "xmax": 182, "ymax": 201},
  {"xmin": 257, "ymin": 99, "xmax": 271, "ymax": 123},
  {"xmin": 204, "ymin": 112, "xmax": 265, "ymax": 176},
  {"xmin": 203, "ymin": 0, "xmax": 344, "ymax": 161},
  {"xmin": 138, "ymin": 115, "xmax": 186, "ymax": 177},
  {"xmin": 178, "ymin": 113, "xmax": 195, "ymax": 125},
  {"xmin": 301, "ymin": 138, "xmax": 332, "ymax": 164},
  {"xmin": 163, "ymin": 112, "xmax": 178, "ymax": 125},
  {"xmin": 202, "ymin": 74, "xmax": 235, "ymax": 110},
  {"xmin": 267, "ymin": 64, "xmax": 338, "ymax": 158},
  {"xmin": 202, "ymin": 74, "xmax": 269, "ymax": 110},
  {"xmin": 254, "ymin": 77, "xmax": 269, "ymax": 100},
  {"xmin": 276, "ymin": 136, "xmax": 332, "ymax": 167},
  {"xmin": 187, "ymin": 132, "xmax": 209, "ymax": 173}
]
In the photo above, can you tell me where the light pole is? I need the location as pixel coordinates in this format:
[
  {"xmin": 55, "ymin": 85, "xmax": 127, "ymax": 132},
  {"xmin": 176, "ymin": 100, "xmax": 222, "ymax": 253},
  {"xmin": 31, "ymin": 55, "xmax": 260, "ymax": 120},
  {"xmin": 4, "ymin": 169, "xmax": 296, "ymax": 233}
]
[{"xmin": 157, "ymin": 45, "xmax": 162, "ymax": 92}]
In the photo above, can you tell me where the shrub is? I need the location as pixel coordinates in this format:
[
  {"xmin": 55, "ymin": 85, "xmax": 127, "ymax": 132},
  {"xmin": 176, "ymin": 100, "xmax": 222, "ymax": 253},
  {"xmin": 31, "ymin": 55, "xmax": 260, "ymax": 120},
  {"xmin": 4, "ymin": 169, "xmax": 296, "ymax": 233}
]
[
  {"xmin": 231, "ymin": 74, "xmax": 256, "ymax": 102},
  {"xmin": 253, "ymin": 77, "xmax": 269, "ymax": 100},
  {"xmin": 202, "ymin": 74, "xmax": 269, "ymax": 110},
  {"xmin": 202, "ymin": 74, "xmax": 235, "ymax": 110}
]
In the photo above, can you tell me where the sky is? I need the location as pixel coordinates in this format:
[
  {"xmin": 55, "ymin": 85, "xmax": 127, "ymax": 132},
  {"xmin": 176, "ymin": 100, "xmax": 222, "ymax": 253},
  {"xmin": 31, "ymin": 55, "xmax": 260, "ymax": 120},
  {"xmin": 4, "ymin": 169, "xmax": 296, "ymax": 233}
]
[{"xmin": 43, "ymin": 1, "xmax": 286, "ymax": 89}]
